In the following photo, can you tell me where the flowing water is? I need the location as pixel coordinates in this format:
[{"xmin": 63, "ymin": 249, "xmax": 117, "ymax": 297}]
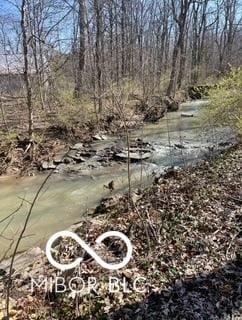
[{"xmin": 0, "ymin": 100, "xmax": 233, "ymax": 259}]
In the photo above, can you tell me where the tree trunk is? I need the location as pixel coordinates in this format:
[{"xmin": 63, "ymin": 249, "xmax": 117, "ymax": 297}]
[
  {"xmin": 166, "ymin": 0, "xmax": 191, "ymax": 97},
  {"xmin": 166, "ymin": 38, "xmax": 180, "ymax": 96},
  {"xmin": 21, "ymin": 0, "xmax": 33, "ymax": 141},
  {"xmin": 94, "ymin": 0, "xmax": 102, "ymax": 113},
  {"xmin": 74, "ymin": 0, "xmax": 86, "ymax": 99},
  {"xmin": 121, "ymin": 0, "xmax": 126, "ymax": 77}
]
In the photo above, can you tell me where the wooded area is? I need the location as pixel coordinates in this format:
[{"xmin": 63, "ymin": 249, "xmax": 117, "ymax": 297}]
[
  {"xmin": 0, "ymin": 2, "xmax": 242, "ymax": 319},
  {"xmin": 0, "ymin": 0, "xmax": 241, "ymax": 140}
]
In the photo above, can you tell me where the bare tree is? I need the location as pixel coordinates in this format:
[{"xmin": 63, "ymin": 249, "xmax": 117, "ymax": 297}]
[
  {"xmin": 21, "ymin": 0, "xmax": 33, "ymax": 141},
  {"xmin": 74, "ymin": 0, "xmax": 86, "ymax": 98},
  {"xmin": 166, "ymin": 0, "xmax": 192, "ymax": 97},
  {"xmin": 94, "ymin": 0, "xmax": 103, "ymax": 113},
  {"xmin": 0, "ymin": 0, "xmax": 241, "ymax": 132}
]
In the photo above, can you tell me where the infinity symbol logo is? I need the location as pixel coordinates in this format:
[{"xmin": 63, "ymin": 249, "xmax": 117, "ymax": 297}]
[{"xmin": 46, "ymin": 230, "xmax": 132, "ymax": 271}]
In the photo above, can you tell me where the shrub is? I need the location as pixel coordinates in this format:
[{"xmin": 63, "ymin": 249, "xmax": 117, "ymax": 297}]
[
  {"xmin": 203, "ymin": 68, "xmax": 242, "ymax": 136},
  {"xmin": 54, "ymin": 89, "xmax": 95, "ymax": 129}
]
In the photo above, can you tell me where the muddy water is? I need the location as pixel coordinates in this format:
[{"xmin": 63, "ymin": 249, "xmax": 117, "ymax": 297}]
[{"xmin": 0, "ymin": 100, "xmax": 231, "ymax": 259}]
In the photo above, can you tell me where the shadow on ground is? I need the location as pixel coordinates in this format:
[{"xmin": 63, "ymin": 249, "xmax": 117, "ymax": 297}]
[{"xmin": 94, "ymin": 259, "xmax": 242, "ymax": 320}]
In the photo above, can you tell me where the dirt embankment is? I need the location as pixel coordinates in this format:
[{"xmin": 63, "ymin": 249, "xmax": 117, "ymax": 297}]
[
  {"xmin": 0, "ymin": 93, "xmax": 186, "ymax": 176},
  {"xmin": 0, "ymin": 144, "xmax": 241, "ymax": 319}
]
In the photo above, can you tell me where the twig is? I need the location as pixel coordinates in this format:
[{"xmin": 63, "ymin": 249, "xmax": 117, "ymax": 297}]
[
  {"xmin": 226, "ymin": 233, "xmax": 238, "ymax": 259},
  {"xmin": 5, "ymin": 172, "xmax": 52, "ymax": 319},
  {"xmin": 1, "ymin": 239, "xmax": 14, "ymax": 262},
  {"xmin": 0, "ymin": 99, "xmax": 9, "ymax": 133},
  {"xmin": 0, "ymin": 200, "xmax": 24, "ymax": 225},
  {"xmin": 228, "ymin": 196, "xmax": 242, "ymax": 205},
  {"xmin": 0, "ymin": 216, "xmax": 14, "ymax": 238},
  {"xmin": 17, "ymin": 196, "xmax": 32, "ymax": 206}
]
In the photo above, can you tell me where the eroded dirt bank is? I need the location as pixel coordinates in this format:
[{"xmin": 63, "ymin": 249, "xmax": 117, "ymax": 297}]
[{"xmin": 0, "ymin": 94, "xmax": 184, "ymax": 177}]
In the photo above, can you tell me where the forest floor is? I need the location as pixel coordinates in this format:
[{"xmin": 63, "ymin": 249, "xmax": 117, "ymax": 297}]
[{"xmin": 1, "ymin": 143, "xmax": 241, "ymax": 319}]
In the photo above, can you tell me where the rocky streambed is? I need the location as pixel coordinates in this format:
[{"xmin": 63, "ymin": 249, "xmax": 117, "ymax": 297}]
[
  {"xmin": 41, "ymin": 138, "xmax": 155, "ymax": 175},
  {"xmin": 0, "ymin": 100, "xmax": 236, "ymax": 259}
]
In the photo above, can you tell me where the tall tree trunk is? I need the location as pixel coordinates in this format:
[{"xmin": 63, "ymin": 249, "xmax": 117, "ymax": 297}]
[
  {"xmin": 166, "ymin": 0, "xmax": 191, "ymax": 97},
  {"xmin": 157, "ymin": 17, "xmax": 168, "ymax": 84},
  {"xmin": 191, "ymin": 2, "xmax": 199, "ymax": 84},
  {"xmin": 74, "ymin": 0, "xmax": 86, "ymax": 99},
  {"xmin": 177, "ymin": 31, "xmax": 187, "ymax": 89},
  {"xmin": 108, "ymin": 0, "xmax": 114, "ymax": 81},
  {"xmin": 121, "ymin": 0, "xmax": 126, "ymax": 77},
  {"xmin": 94, "ymin": 0, "xmax": 102, "ymax": 113},
  {"xmin": 166, "ymin": 37, "xmax": 180, "ymax": 96},
  {"xmin": 21, "ymin": 0, "xmax": 33, "ymax": 141},
  {"xmin": 114, "ymin": 0, "xmax": 119, "ymax": 84}
]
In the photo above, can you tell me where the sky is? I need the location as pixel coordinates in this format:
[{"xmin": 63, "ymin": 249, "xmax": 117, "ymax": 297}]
[
  {"xmin": 0, "ymin": 0, "xmax": 19, "ymax": 15},
  {"xmin": 0, "ymin": 0, "xmax": 74, "ymax": 54}
]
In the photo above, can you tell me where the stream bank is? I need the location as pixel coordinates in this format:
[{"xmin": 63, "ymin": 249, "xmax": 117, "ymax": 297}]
[
  {"xmin": 0, "ymin": 143, "xmax": 241, "ymax": 319},
  {"xmin": 0, "ymin": 93, "xmax": 182, "ymax": 177},
  {"xmin": 0, "ymin": 100, "xmax": 237, "ymax": 260}
]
